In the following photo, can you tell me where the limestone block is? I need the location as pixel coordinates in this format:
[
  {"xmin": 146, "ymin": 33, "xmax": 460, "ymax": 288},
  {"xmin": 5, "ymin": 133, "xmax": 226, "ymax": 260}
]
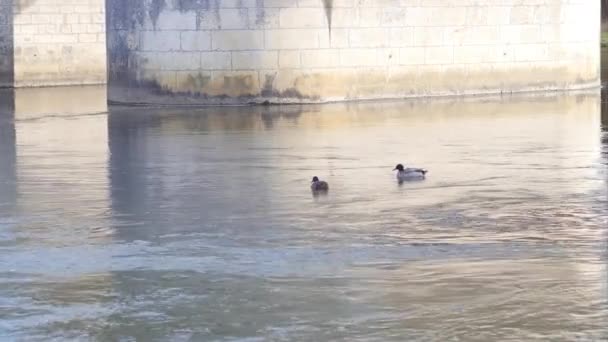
[
  {"xmin": 453, "ymin": 45, "xmax": 509, "ymax": 64},
  {"xmin": 142, "ymin": 52, "xmax": 201, "ymax": 71},
  {"xmin": 510, "ymin": 6, "xmax": 535, "ymax": 24},
  {"xmin": 279, "ymin": 8, "xmax": 326, "ymax": 28},
  {"xmin": 329, "ymin": 0, "xmax": 355, "ymax": 7},
  {"xmin": 414, "ymin": 27, "xmax": 444, "ymax": 47},
  {"xmin": 425, "ymin": 46, "xmax": 453, "ymax": 65},
  {"xmin": 147, "ymin": 70, "xmax": 178, "ymax": 90},
  {"xmin": 340, "ymin": 49, "xmax": 378, "ymax": 67},
  {"xmin": 433, "ymin": 7, "xmax": 467, "ymax": 26},
  {"xmin": 330, "ymin": 8, "xmax": 358, "ymax": 28},
  {"xmin": 262, "ymin": 0, "xmax": 293, "ymax": 8},
  {"xmin": 541, "ymin": 24, "xmax": 561, "ymax": 44},
  {"xmin": 140, "ymin": 30, "xmax": 181, "ymax": 52},
  {"xmin": 487, "ymin": 6, "xmax": 512, "ymax": 24},
  {"xmin": 232, "ymin": 51, "xmax": 279, "ymax": 70},
  {"xmin": 300, "ymin": 49, "xmax": 341, "ymax": 68},
  {"xmin": 500, "ymin": 25, "xmax": 542, "ymax": 44},
  {"xmin": 349, "ymin": 28, "xmax": 389, "ymax": 48},
  {"xmin": 296, "ymin": 0, "xmax": 324, "ymax": 7},
  {"xmin": 201, "ymin": 52, "xmax": 232, "ymax": 70},
  {"xmin": 398, "ymin": 47, "xmax": 425, "ymax": 65},
  {"xmin": 78, "ymin": 33, "xmax": 97, "ymax": 42},
  {"xmin": 279, "ymin": 50, "xmax": 301, "ymax": 68},
  {"xmin": 319, "ymin": 28, "xmax": 349, "ymax": 48},
  {"xmin": 175, "ymin": 71, "xmax": 210, "ymax": 93},
  {"xmin": 265, "ymin": 29, "xmax": 320, "ymax": 49},
  {"xmin": 464, "ymin": 26, "xmax": 500, "ymax": 46},
  {"xmin": 219, "ymin": 0, "xmax": 258, "ymax": 8},
  {"xmin": 514, "ymin": 43, "xmax": 548, "ymax": 62},
  {"xmin": 405, "ymin": 7, "xmax": 432, "ymax": 26},
  {"xmin": 181, "ymin": 31, "xmax": 212, "ymax": 51},
  {"xmin": 13, "ymin": 14, "xmax": 32, "ymax": 25},
  {"xmin": 209, "ymin": 71, "xmax": 261, "ymax": 97},
  {"xmin": 358, "ymin": 7, "xmax": 384, "ymax": 27},
  {"xmin": 466, "ymin": 6, "xmax": 488, "ymax": 26},
  {"xmin": 212, "ymin": 30, "xmax": 264, "ymax": 51},
  {"xmin": 154, "ymin": 10, "xmax": 197, "ymax": 30},
  {"xmin": 389, "ymin": 27, "xmax": 414, "ymax": 47},
  {"xmin": 219, "ymin": 8, "xmax": 252, "ymax": 30},
  {"xmin": 248, "ymin": 7, "xmax": 280, "ymax": 29},
  {"xmin": 382, "ymin": 7, "xmax": 407, "ymax": 27}
]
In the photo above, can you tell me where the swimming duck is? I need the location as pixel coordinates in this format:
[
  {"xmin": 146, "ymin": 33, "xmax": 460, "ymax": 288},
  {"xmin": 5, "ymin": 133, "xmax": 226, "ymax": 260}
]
[
  {"xmin": 311, "ymin": 176, "xmax": 329, "ymax": 192},
  {"xmin": 393, "ymin": 164, "xmax": 428, "ymax": 181}
]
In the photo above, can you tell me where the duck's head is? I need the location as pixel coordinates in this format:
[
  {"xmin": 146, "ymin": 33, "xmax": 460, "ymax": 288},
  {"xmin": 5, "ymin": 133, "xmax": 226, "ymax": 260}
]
[
  {"xmin": 393, "ymin": 164, "xmax": 404, "ymax": 171},
  {"xmin": 312, "ymin": 176, "xmax": 319, "ymax": 183}
]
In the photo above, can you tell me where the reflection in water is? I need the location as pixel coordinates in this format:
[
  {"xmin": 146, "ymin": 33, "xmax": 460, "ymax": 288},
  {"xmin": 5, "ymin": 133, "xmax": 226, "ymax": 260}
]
[
  {"xmin": 8, "ymin": 86, "xmax": 110, "ymax": 248},
  {"xmin": 107, "ymin": 106, "xmax": 308, "ymax": 243},
  {"xmin": 0, "ymin": 89, "xmax": 16, "ymax": 217},
  {"xmin": 603, "ymin": 88, "xmax": 608, "ymax": 158},
  {"xmin": 1, "ymin": 88, "xmax": 607, "ymax": 340}
]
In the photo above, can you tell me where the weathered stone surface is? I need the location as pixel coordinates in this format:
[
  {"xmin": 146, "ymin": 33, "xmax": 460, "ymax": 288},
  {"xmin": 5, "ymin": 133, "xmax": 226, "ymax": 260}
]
[
  {"xmin": 105, "ymin": 0, "xmax": 600, "ymax": 105},
  {"xmin": 0, "ymin": 0, "xmax": 13, "ymax": 88},
  {"xmin": 3, "ymin": 0, "xmax": 106, "ymax": 87}
]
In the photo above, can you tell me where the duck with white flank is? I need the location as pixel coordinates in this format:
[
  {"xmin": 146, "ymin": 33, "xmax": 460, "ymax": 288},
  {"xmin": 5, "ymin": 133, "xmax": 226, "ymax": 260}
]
[
  {"xmin": 311, "ymin": 176, "xmax": 329, "ymax": 192},
  {"xmin": 393, "ymin": 164, "xmax": 428, "ymax": 181}
]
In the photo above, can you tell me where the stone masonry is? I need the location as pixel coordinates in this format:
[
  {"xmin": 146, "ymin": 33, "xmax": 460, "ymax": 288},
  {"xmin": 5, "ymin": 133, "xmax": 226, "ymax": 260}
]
[
  {"xmin": 2, "ymin": 0, "xmax": 106, "ymax": 87},
  {"xmin": 0, "ymin": 0, "xmax": 601, "ymax": 101},
  {"xmin": 107, "ymin": 0, "xmax": 601, "ymax": 105},
  {"xmin": 0, "ymin": 0, "xmax": 14, "ymax": 87}
]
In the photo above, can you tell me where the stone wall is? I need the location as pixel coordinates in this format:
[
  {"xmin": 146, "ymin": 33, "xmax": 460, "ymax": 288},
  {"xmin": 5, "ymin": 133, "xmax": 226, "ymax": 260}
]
[
  {"xmin": 5, "ymin": 0, "xmax": 106, "ymax": 87},
  {"xmin": 0, "ymin": 0, "xmax": 14, "ymax": 87},
  {"xmin": 107, "ymin": 0, "xmax": 601, "ymax": 105}
]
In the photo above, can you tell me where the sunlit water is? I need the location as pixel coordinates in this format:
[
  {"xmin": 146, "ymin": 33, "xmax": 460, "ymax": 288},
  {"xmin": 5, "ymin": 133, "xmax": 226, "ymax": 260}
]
[{"xmin": 0, "ymin": 86, "xmax": 607, "ymax": 341}]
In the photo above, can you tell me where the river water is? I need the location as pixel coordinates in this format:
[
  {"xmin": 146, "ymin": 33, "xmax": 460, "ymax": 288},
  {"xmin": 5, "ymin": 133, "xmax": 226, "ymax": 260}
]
[{"xmin": 0, "ymin": 84, "xmax": 607, "ymax": 340}]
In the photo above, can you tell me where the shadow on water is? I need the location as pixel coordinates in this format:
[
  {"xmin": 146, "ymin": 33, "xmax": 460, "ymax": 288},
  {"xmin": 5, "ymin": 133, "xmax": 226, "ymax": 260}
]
[
  {"xmin": 107, "ymin": 105, "xmax": 307, "ymax": 242},
  {"xmin": 603, "ymin": 90, "xmax": 608, "ymax": 145},
  {"xmin": 0, "ymin": 88, "xmax": 16, "ymax": 215},
  {"xmin": 601, "ymin": 46, "xmax": 608, "ymax": 158}
]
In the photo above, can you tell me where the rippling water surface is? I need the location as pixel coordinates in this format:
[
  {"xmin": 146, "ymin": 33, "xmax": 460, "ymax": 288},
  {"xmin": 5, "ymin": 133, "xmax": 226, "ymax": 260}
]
[{"xmin": 0, "ymin": 86, "xmax": 607, "ymax": 341}]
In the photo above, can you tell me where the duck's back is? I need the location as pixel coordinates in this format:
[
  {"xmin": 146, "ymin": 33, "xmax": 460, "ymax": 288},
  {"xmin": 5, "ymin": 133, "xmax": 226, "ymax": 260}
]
[
  {"xmin": 405, "ymin": 168, "xmax": 427, "ymax": 174},
  {"xmin": 311, "ymin": 181, "xmax": 329, "ymax": 191},
  {"xmin": 397, "ymin": 169, "xmax": 426, "ymax": 180}
]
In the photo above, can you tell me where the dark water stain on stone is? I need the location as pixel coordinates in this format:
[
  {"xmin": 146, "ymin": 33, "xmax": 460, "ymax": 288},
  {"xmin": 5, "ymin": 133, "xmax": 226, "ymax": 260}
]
[
  {"xmin": 261, "ymin": 73, "xmax": 276, "ymax": 97},
  {"xmin": 322, "ymin": 0, "xmax": 333, "ymax": 37},
  {"xmin": 106, "ymin": 0, "xmax": 147, "ymax": 30},
  {"xmin": 255, "ymin": 0, "xmax": 265, "ymax": 26},
  {"xmin": 260, "ymin": 72, "xmax": 319, "ymax": 102},
  {"xmin": 149, "ymin": 0, "xmax": 166, "ymax": 29},
  {"xmin": 106, "ymin": 0, "xmax": 148, "ymax": 89},
  {"xmin": 174, "ymin": 0, "xmax": 215, "ymax": 30},
  {"xmin": 174, "ymin": 0, "xmax": 210, "ymax": 29},
  {"xmin": 185, "ymin": 73, "xmax": 211, "ymax": 90},
  {"xmin": 176, "ymin": 0, "xmax": 209, "ymax": 10},
  {"xmin": 236, "ymin": 0, "xmax": 249, "ymax": 27},
  {"xmin": 213, "ymin": 0, "xmax": 221, "ymax": 29},
  {"xmin": 0, "ymin": 1, "xmax": 14, "ymax": 87},
  {"xmin": 13, "ymin": 0, "xmax": 36, "ymax": 14}
]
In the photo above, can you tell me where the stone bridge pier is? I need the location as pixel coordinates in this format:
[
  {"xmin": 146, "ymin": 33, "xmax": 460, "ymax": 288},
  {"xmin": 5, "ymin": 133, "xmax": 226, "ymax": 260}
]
[
  {"xmin": 0, "ymin": 0, "xmax": 602, "ymax": 105},
  {"xmin": 0, "ymin": 0, "xmax": 106, "ymax": 88}
]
